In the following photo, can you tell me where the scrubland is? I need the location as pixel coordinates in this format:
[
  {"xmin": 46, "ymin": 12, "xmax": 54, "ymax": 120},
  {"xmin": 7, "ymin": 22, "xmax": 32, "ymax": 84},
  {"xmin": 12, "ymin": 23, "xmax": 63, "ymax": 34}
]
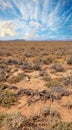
[{"xmin": 0, "ymin": 41, "xmax": 72, "ymax": 130}]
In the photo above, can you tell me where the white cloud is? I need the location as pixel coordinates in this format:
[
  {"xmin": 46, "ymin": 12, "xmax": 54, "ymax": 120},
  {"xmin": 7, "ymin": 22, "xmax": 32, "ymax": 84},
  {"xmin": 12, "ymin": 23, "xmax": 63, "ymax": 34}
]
[
  {"xmin": 23, "ymin": 28, "xmax": 39, "ymax": 40},
  {"xmin": 0, "ymin": 0, "xmax": 71, "ymax": 40},
  {"xmin": 0, "ymin": 21, "xmax": 17, "ymax": 37}
]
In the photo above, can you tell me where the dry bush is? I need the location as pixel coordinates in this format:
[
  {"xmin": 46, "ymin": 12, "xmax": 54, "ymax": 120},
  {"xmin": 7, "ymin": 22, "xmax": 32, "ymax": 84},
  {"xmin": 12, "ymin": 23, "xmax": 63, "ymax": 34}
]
[
  {"xmin": 5, "ymin": 112, "xmax": 26, "ymax": 130},
  {"xmin": 20, "ymin": 61, "xmax": 33, "ymax": 70},
  {"xmin": 46, "ymin": 79, "xmax": 71, "ymax": 98},
  {"xmin": 0, "ymin": 90, "xmax": 17, "ymax": 107},
  {"xmin": 46, "ymin": 80, "xmax": 62, "ymax": 88},
  {"xmin": 33, "ymin": 63, "xmax": 41, "ymax": 71},
  {"xmin": 8, "ymin": 73, "xmax": 25, "ymax": 83},
  {"xmin": 51, "ymin": 63, "xmax": 65, "ymax": 72},
  {"xmin": 39, "ymin": 57, "xmax": 53, "ymax": 65},
  {"xmin": 63, "ymin": 76, "xmax": 72, "ymax": 86},
  {"xmin": 67, "ymin": 55, "xmax": 72, "ymax": 65},
  {"xmin": 41, "ymin": 105, "xmax": 60, "ymax": 118},
  {"xmin": 6, "ymin": 59, "xmax": 18, "ymax": 65},
  {"xmin": 51, "ymin": 121, "xmax": 72, "ymax": 130}
]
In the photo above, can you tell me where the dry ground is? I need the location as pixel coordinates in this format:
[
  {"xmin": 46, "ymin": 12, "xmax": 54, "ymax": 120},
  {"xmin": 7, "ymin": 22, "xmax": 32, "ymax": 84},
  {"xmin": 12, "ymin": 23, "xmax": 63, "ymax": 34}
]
[{"xmin": 0, "ymin": 41, "xmax": 72, "ymax": 130}]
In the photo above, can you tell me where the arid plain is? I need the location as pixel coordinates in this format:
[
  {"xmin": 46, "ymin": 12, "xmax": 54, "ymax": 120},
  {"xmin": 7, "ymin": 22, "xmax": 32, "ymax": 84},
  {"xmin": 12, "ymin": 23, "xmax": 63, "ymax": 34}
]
[{"xmin": 0, "ymin": 41, "xmax": 72, "ymax": 130}]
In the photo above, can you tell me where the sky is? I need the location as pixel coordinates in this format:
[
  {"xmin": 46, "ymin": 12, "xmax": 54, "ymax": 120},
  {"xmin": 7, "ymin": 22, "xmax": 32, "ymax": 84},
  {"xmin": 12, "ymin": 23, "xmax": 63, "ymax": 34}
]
[{"xmin": 0, "ymin": 0, "xmax": 72, "ymax": 41}]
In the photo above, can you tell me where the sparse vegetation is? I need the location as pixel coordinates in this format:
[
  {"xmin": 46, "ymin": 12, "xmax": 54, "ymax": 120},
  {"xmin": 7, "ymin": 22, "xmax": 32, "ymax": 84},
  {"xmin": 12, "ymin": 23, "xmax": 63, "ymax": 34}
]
[{"xmin": 0, "ymin": 41, "xmax": 72, "ymax": 130}]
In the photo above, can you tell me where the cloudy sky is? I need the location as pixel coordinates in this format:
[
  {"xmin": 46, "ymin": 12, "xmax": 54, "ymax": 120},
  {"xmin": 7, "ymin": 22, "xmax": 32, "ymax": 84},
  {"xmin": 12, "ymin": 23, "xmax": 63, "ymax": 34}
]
[{"xmin": 0, "ymin": 0, "xmax": 72, "ymax": 40}]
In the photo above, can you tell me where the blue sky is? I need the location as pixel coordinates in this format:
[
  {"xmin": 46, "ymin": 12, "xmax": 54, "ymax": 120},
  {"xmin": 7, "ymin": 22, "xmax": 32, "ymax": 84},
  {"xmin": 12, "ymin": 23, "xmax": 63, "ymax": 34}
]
[{"xmin": 0, "ymin": 0, "xmax": 72, "ymax": 40}]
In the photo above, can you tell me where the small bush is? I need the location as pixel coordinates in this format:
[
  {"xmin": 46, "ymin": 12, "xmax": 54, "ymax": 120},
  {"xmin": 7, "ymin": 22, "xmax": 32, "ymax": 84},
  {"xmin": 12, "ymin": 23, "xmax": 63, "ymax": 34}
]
[
  {"xmin": 20, "ymin": 61, "xmax": 33, "ymax": 70},
  {"xmin": 6, "ymin": 112, "xmax": 26, "ymax": 130},
  {"xmin": 41, "ymin": 105, "xmax": 60, "ymax": 118},
  {"xmin": 51, "ymin": 121, "xmax": 72, "ymax": 130},
  {"xmin": 33, "ymin": 63, "xmax": 41, "ymax": 71},
  {"xmin": 40, "ymin": 57, "xmax": 52, "ymax": 65},
  {"xmin": 6, "ymin": 59, "xmax": 18, "ymax": 65},
  {"xmin": 0, "ymin": 90, "xmax": 17, "ymax": 107},
  {"xmin": 67, "ymin": 56, "xmax": 72, "ymax": 65},
  {"xmin": 63, "ymin": 76, "xmax": 72, "ymax": 86},
  {"xmin": 46, "ymin": 80, "xmax": 61, "ymax": 88},
  {"xmin": 51, "ymin": 63, "xmax": 65, "ymax": 72},
  {"xmin": 8, "ymin": 73, "xmax": 25, "ymax": 83}
]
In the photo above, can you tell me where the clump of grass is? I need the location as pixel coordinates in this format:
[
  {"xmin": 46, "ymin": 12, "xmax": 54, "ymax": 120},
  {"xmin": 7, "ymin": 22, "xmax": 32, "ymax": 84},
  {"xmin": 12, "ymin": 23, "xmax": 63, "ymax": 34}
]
[
  {"xmin": 6, "ymin": 112, "xmax": 26, "ymax": 130},
  {"xmin": 51, "ymin": 121, "xmax": 72, "ymax": 130},
  {"xmin": 8, "ymin": 73, "xmax": 25, "ymax": 83},
  {"xmin": 41, "ymin": 105, "xmax": 60, "ymax": 118},
  {"xmin": 0, "ymin": 112, "xmax": 26, "ymax": 129},
  {"xmin": 33, "ymin": 63, "xmax": 41, "ymax": 71},
  {"xmin": 0, "ymin": 90, "xmax": 17, "ymax": 107},
  {"xmin": 40, "ymin": 56, "xmax": 53, "ymax": 65},
  {"xmin": 63, "ymin": 76, "xmax": 72, "ymax": 86},
  {"xmin": 46, "ymin": 79, "xmax": 61, "ymax": 88}
]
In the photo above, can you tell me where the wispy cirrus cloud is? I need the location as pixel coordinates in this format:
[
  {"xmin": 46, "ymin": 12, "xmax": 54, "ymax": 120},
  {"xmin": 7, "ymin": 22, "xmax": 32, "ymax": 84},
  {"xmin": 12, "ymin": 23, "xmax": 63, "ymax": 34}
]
[{"xmin": 0, "ymin": 0, "xmax": 72, "ymax": 40}]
